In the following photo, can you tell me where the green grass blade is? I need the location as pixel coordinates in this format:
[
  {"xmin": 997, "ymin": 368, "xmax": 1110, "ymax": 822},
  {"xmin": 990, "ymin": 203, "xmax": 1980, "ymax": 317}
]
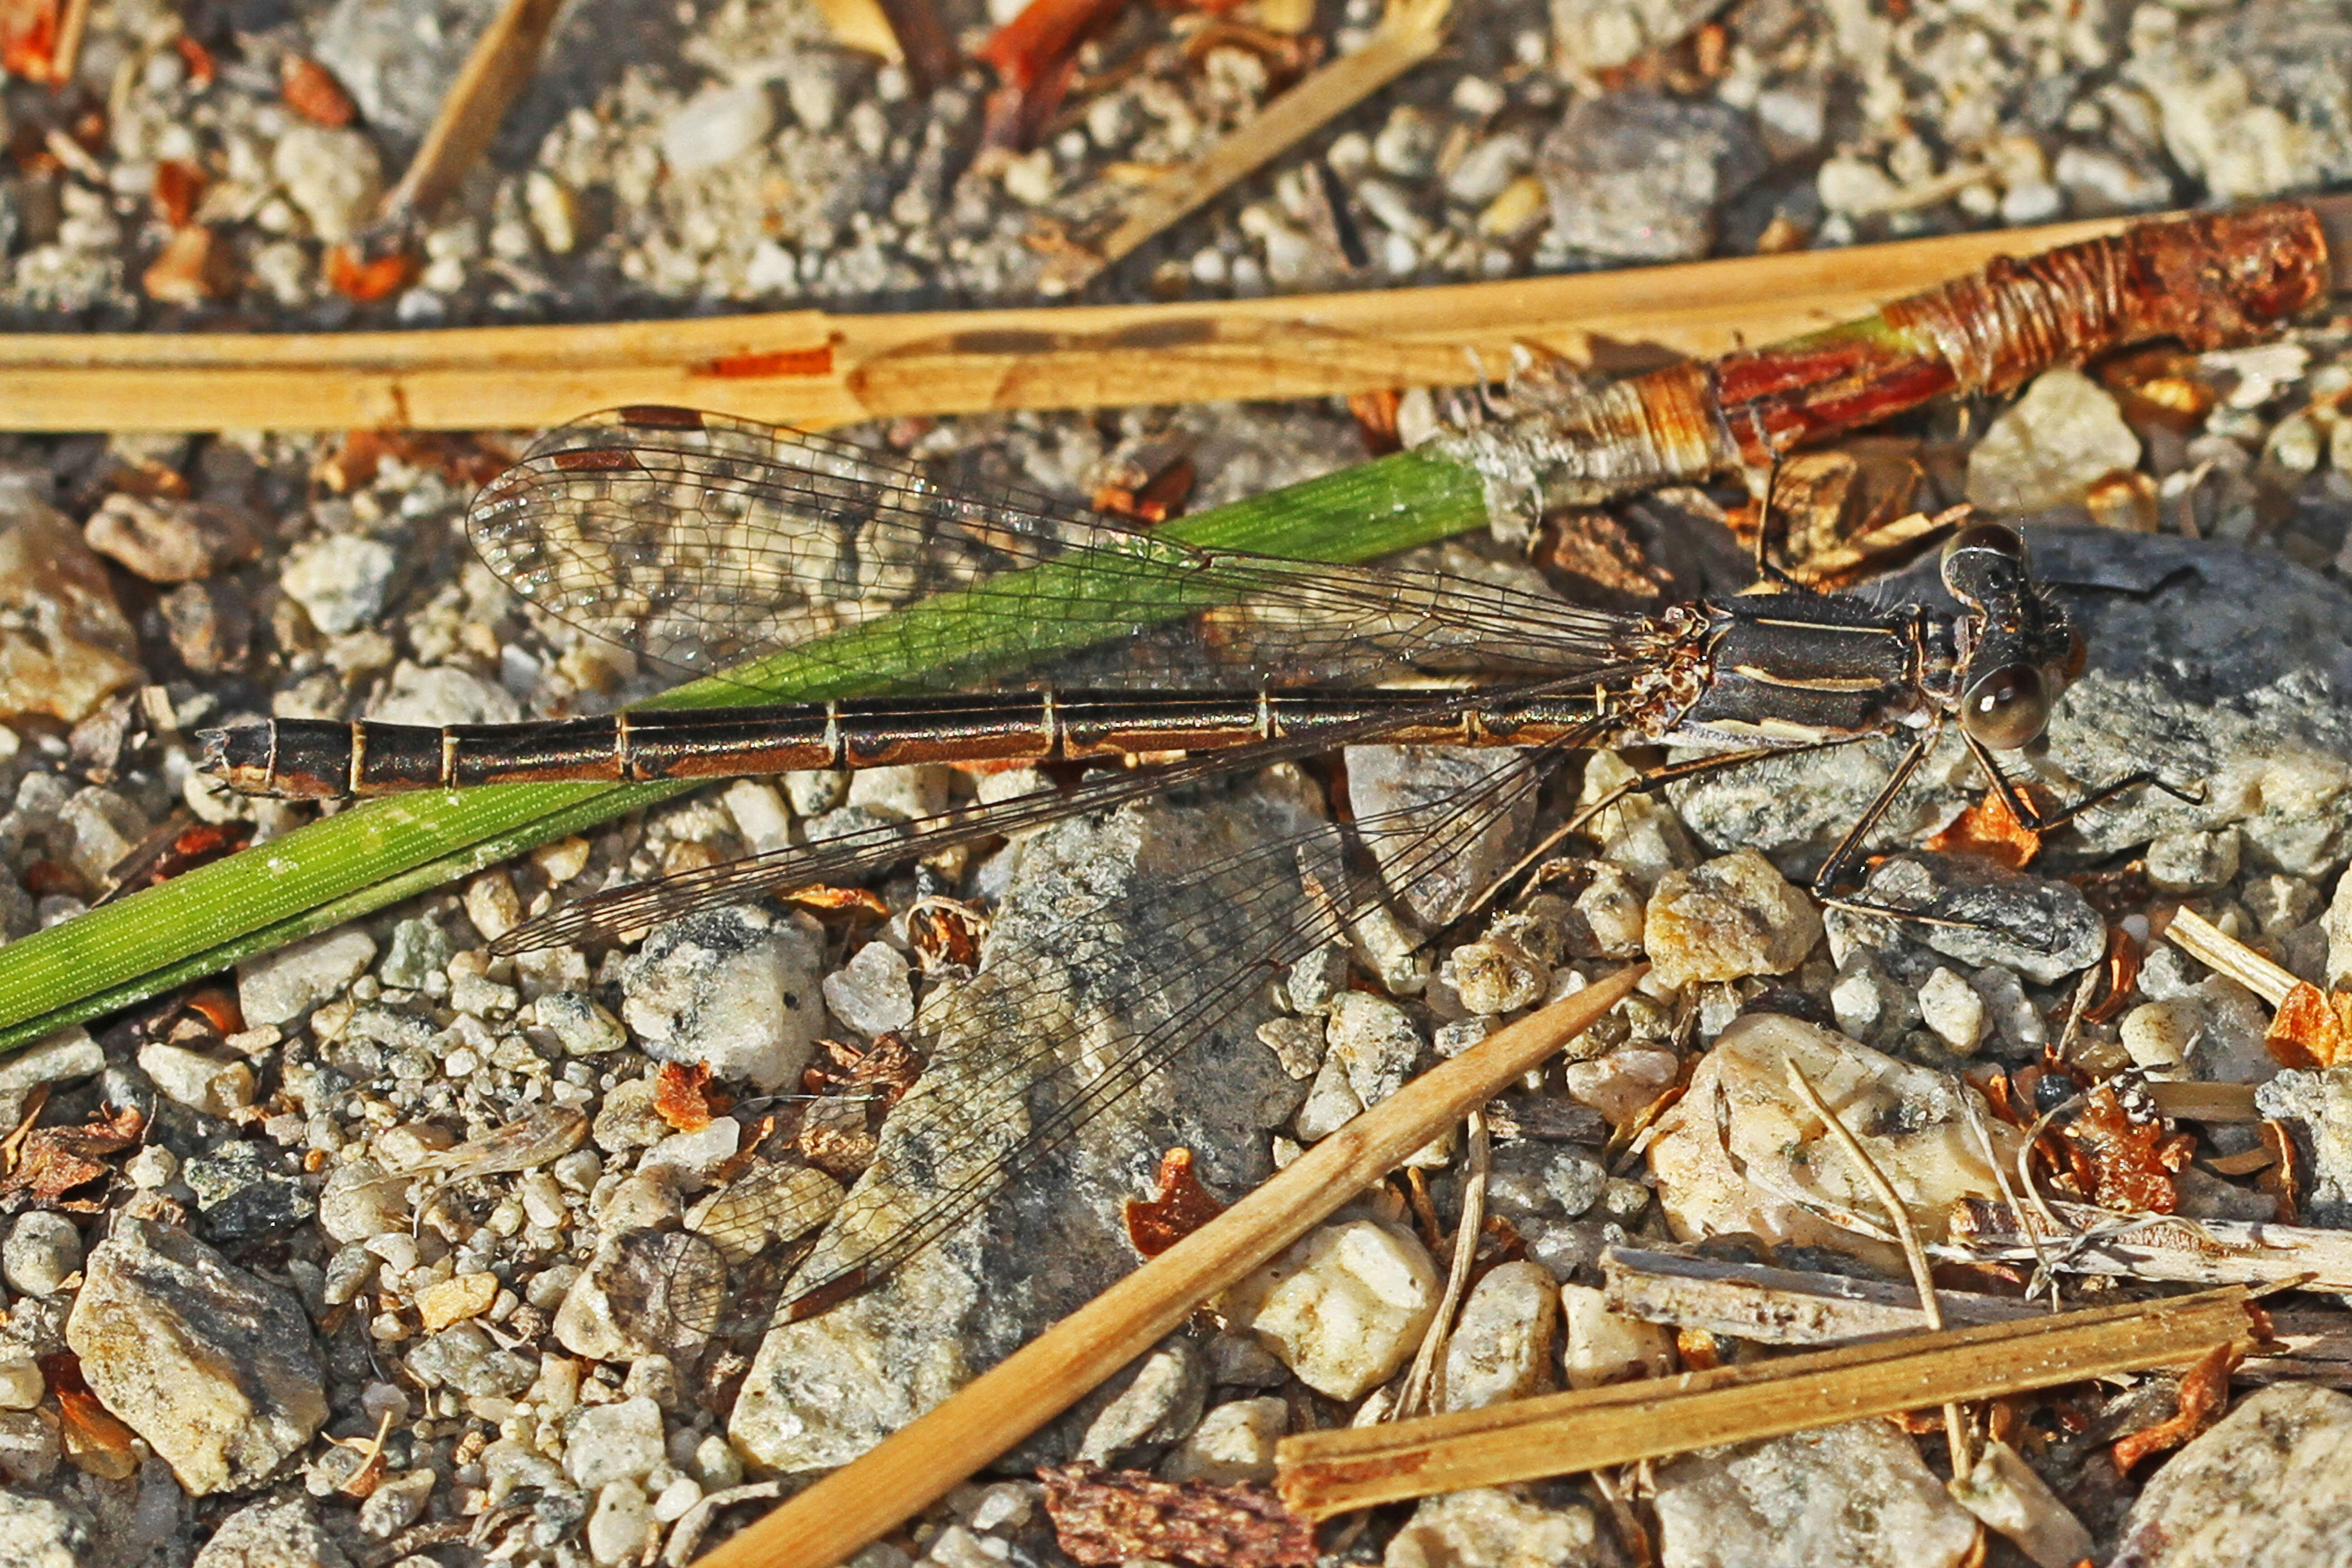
[{"xmin": 0, "ymin": 447, "xmax": 1490, "ymax": 1050}]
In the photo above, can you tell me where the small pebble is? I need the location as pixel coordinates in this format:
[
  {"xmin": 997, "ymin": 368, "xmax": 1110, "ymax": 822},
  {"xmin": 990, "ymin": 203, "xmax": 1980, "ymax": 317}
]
[
  {"xmin": 1643, "ymin": 848, "xmax": 1823, "ymax": 991},
  {"xmin": 1224, "ymin": 1219, "xmax": 1438, "ymax": 1400},
  {"xmin": 1917, "ymin": 966, "xmax": 1986, "ymax": 1054},
  {"xmin": 1558, "ymin": 1282, "xmax": 1674, "ymax": 1390},
  {"xmin": 1160, "ymin": 1397, "xmax": 1286, "ymax": 1484},
  {"xmin": 1437, "ymin": 1261, "xmax": 1558, "ymax": 1411}
]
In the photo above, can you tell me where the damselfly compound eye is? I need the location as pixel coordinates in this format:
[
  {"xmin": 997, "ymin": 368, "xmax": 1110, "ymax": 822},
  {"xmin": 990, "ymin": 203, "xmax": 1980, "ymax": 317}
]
[
  {"xmin": 1960, "ymin": 662, "xmax": 2050, "ymax": 749},
  {"xmin": 1940, "ymin": 519, "xmax": 2029, "ymax": 608}
]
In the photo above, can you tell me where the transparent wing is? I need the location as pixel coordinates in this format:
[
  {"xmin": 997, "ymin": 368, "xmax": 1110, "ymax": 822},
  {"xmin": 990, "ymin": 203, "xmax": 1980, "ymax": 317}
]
[
  {"xmin": 467, "ymin": 407, "xmax": 1648, "ymax": 698},
  {"xmin": 571, "ymin": 714, "xmax": 1613, "ymax": 1339}
]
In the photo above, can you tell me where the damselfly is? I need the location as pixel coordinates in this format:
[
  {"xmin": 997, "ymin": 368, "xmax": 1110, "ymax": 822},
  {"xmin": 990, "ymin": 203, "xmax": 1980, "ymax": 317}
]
[{"xmin": 198, "ymin": 405, "xmax": 2184, "ymax": 1328}]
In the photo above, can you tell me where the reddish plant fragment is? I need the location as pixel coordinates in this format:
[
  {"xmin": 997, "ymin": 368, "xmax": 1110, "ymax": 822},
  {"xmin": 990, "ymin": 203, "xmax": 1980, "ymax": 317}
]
[
  {"xmin": 1039, "ymin": 1463, "xmax": 1317, "ymax": 1568},
  {"xmin": 781, "ymin": 884, "xmax": 890, "ymax": 921},
  {"xmin": 2266, "ymin": 982, "xmax": 2352, "ymax": 1070},
  {"xmin": 1124, "ymin": 1147, "xmax": 1225, "ymax": 1259},
  {"xmin": 142, "ymin": 223, "xmax": 237, "ymax": 304},
  {"xmin": 152, "ymin": 158, "xmax": 206, "ymax": 226},
  {"xmin": 42, "ymin": 1355, "xmax": 139, "ymax": 1480},
  {"xmin": 976, "ymin": 0, "xmax": 1123, "ymax": 147},
  {"xmin": 1925, "ymin": 788, "xmax": 2041, "ymax": 871},
  {"xmin": 802, "ymin": 1031, "xmax": 923, "ymax": 1107},
  {"xmin": 0, "ymin": 0, "xmax": 58, "ymax": 79},
  {"xmin": 318, "ymin": 429, "xmax": 513, "ymax": 494},
  {"xmin": 2083, "ymin": 926, "xmax": 2142, "ymax": 1027},
  {"xmin": 324, "ymin": 243, "xmax": 414, "ymax": 302},
  {"xmin": 1544, "ymin": 510, "xmax": 1672, "ymax": 608},
  {"xmin": 0, "ymin": 1104, "xmax": 142, "ymax": 1210},
  {"xmin": 174, "ymin": 33, "xmax": 215, "ymax": 85},
  {"xmin": 654, "ymin": 1062, "xmax": 720, "ymax": 1132},
  {"xmin": 2259, "ymin": 1117, "xmax": 2304, "ymax": 1225},
  {"xmin": 1091, "ymin": 440, "xmax": 1196, "ymax": 524},
  {"xmin": 2112, "ymin": 1342, "xmax": 2239, "ymax": 1471},
  {"xmin": 908, "ymin": 897, "xmax": 987, "ymax": 971},
  {"xmin": 1347, "ymin": 389, "xmax": 1401, "ymax": 456},
  {"xmin": 280, "ymin": 54, "xmax": 356, "ymax": 126},
  {"xmin": 2062, "ymin": 1085, "xmax": 2193, "ymax": 1214},
  {"xmin": 183, "ymin": 985, "xmax": 243, "ymax": 1036},
  {"xmin": 691, "ymin": 345, "xmax": 835, "ymax": 379}
]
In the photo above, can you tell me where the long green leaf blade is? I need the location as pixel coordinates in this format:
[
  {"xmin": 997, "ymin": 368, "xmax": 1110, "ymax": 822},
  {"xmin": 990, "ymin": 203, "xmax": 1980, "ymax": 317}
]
[{"xmin": 0, "ymin": 446, "xmax": 1490, "ymax": 1049}]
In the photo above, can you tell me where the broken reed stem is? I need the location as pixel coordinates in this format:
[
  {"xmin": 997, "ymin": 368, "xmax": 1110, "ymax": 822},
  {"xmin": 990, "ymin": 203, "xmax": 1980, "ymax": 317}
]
[
  {"xmin": 692, "ymin": 965, "xmax": 1648, "ymax": 1568},
  {"xmin": 1784, "ymin": 1059, "xmax": 1971, "ymax": 1474},
  {"xmin": 48, "ymin": 0, "xmax": 90, "ymax": 86},
  {"xmin": 1275, "ymin": 1285, "xmax": 2256, "ymax": 1518},
  {"xmin": 1397, "ymin": 1108, "xmax": 1489, "ymax": 1419},
  {"xmin": 0, "ymin": 212, "xmax": 2178, "ymax": 431},
  {"xmin": 1035, "ymin": 0, "xmax": 1452, "ymax": 295},
  {"xmin": 2165, "ymin": 906, "xmax": 2299, "ymax": 1007},
  {"xmin": 378, "ymin": 0, "xmax": 566, "ymax": 225}
]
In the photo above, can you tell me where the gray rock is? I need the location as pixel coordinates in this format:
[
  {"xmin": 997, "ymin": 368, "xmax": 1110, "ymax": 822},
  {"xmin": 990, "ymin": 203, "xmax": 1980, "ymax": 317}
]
[
  {"xmin": 0, "ymin": 1490, "xmax": 92, "ymax": 1568},
  {"xmin": 191, "ymin": 1496, "xmax": 352, "ymax": 1568},
  {"xmin": 0, "ymin": 493, "xmax": 142, "ymax": 725},
  {"xmin": 269, "ymin": 126, "xmax": 384, "ymax": 247},
  {"xmin": 822, "ymin": 940, "xmax": 914, "ymax": 1037},
  {"xmin": 1828, "ymin": 855, "xmax": 2104, "ymax": 986},
  {"xmin": 1676, "ymin": 532, "xmax": 2352, "ymax": 885},
  {"xmin": 1347, "ymin": 744, "xmax": 1538, "ymax": 928},
  {"xmin": 728, "ymin": 779, "xmax": 1324, "ymax": 1470},
  {"xmin": 184, "ymin": 1142, "xmax": 317, "ymax": 1241},
  {"xmin": 1965, "ymin": 368, "xmax": 2141, "ymax": 516},
  {"xmin": 82, "ymin": 494, "xmax": 255, "ymax": 584},
  {"xmin": 2255, "ymin": 1069, "xmax": 2352, "ymax": 1226},
  {"xmin": 1436, "ymin": 1260, "xmax": 1558, "ymax": 1411},
  {"xmin": 1325, "ymin": 991, "xmax": 1424, "ymax": 1112},
  {"xmin": 565, "ymin": 1395, "xmax": 666, "ymax": 1490},
  {"xmin": 405, "ymin": 1321, "xmax": 535, "ymax": 1401},
  {"xmin": 366, "ymin": 662, "xmax": 521, "ymax": 726},
  {"xmin": 1539, "ymin": 91, "xmax": 1764, "ymax": 262},
  {"xmin": 0, "ymin": 1030, "xmax": 102, "ymax": 1132},
  {"xmin": 1653, "ymin": 1419, "xmax": 1980, "ymax": 1568},
  {"xmin": 1385, "ymin": 1487, "xmax": 1603, "ymax": 1568},
  {"xmin": 2127, "ymin": 0, "xmax": 2352, "ymax": 203},
  {"xmin": 64, "ymin": 1217, "xmax": 327, "ymax": 1494},
  {"xmin": 1548, "ymin": 0, "xmax": 1720, "ymax": 72},
  {"xmin": 659, "ymin": 83, "xmax": 774, "ymax": 174},
  {"xmin": 2111, "ymin": 1383, "xmax": 2352, "ymax": 1568},
  {"xmin": 1160, "ymin": 1396, "xmax": 1285, "ymax": 1484},
  {"xmin": 1829, "ymin": 951, "xmax": 1917, "ymax": 1048},
  {"xmin": 2147, "ymin": 827, "xmax": 2243, "ymax": 893},
  {"xmin": 533, "ymin": 990, "xmax": 627, "ymax": 1056},
  {"xmin": 377, "ymin": 917, "xmax": 455, "ymax": 991},
  {"xmin": 279, "ymin": 532, "xmax": 396, "ymax": 637},
  {"xmin": 1076, "ymin": 1341, "xmax": 1207, "ymax": 1464},
  {"xmin": 617, "ymin": 905, "xmax": 828, "ymax": 1092},
  {"xmin": 238, "ymin": 926, "xmax": 376, "ymax": 1027},
  {"xmin": 313, "ymin": 0, "xmax": 497, "ymax": 137},
  {"xmin": 0, "ymin": 1214, "xmax": 78, "ymax": 1298}
]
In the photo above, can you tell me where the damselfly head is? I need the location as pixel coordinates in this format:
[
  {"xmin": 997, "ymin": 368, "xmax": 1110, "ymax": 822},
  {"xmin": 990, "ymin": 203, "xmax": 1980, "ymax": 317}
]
[{"xmin": 1940, "ymin": 519, "xmax": 2074, "ymax": 751}]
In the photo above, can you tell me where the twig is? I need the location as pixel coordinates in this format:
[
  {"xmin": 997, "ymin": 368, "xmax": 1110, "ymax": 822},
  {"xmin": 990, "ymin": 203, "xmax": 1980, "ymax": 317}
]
[
  {"xmin": 1949, "ymin": 1198, "xmax": 2352, "ymax": 1289},
  {"xmin": 1600, "ymin": 1245, "xmax": 2034, "ymax": 1344},
  {"xmin": 1396, "ymin": 1109, "xmax": 1488, "ymax": 1418},
  {"xmin": 1956, "ymin": 1073, "xmax": 2051, "ymax": 1298},
  {"xmin": 1784, "ymin": 1058, "xmax": 1971, "ymax": 1473},
  {"xmin": 377, "ymin": 0, "xmax": 566, "ymax": 227},
  {"xmin": 2165, "ymin": 906, "xmax": 2299, "ymax": 1007},
  {"xmin": 1036, "ymin": 0, "xmax": 1454, "ymax": 295},
  {"xmin": 1274, "ymin": 1286, "xmax": 2255, "ymax": 1517},
  {"xmin": 46, "ymin": 0, "xmax": 89, "ymax": 86},
  {"xmin": 0, "ymin": 209, "xmax": 2262, "ymax": 431},
  {"xmin": 690, "ymin": 965, "xmax": 1648, "ymax": 1568}
]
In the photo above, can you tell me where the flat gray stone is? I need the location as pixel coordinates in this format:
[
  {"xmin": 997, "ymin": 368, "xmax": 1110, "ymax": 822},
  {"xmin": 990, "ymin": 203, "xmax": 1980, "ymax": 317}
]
[
  {"xmin": 729, "ymin": 777, "xmax": 1329, "ymax": 1470},
  {"xmin": 2112, "ymin": 1383, "xmax": 2352, "ymax": 1568}
]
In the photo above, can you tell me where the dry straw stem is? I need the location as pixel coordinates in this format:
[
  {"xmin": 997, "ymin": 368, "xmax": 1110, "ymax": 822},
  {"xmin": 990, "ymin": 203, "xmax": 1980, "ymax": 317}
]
[
  {"xmin": 691, "ymin": 964, "xmax": 1646, "ymax": 1568},
  {"xmin": 1953, "ymin": 1199, "xmax": 2352, "ymax": 1290},
  {"xmin": 377, "ymin": 0, "xmax": 568, "ymax": 225},
  {"xmin": 2164, "ymin": 906, "xmax": 2299, "ymax": 1007},
  {"xmin": 0, "ymin": 216, "xmax": 2141, "ymax": 432},
  {"xmin": 1274, "ymin": 1285, "xmax": 2256, "ymax": 1518},
  {"xmin": 1034, "ymin": 0, "xmax": 1454, "ymax": 296}
]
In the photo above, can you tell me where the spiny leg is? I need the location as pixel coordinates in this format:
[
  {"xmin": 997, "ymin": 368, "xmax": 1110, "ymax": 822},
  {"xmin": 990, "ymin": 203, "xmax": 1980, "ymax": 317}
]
[{"xmin": 1955, "ymin": 729, "xmax": 2206, "ymax": 833}]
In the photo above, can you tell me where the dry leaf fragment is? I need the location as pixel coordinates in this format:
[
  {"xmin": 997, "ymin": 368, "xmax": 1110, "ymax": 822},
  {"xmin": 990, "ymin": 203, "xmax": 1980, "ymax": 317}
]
[
  {"xmin": 1039, "ymin": 1463, "xmax": 1317, "ymax": 1568},
  {"xmin": 280, "ymin": 54, "xmax": 357, "ymax": 126},
  {"xmin": 42, "ymin": 1354, "xmax": 140, "ymax": 1481},
  {"xmin": 1123, "ymin": 1147, "xmax": 1226, "ymax": 1259},
  {"xmin": 2112, "ymin": 1342, "xmax": 2239, "ymax": 1471},
  {"xmin": 2265, "ymin": 982, "xmax": 2352, "ymax": 1070},
  {"xmin": 655, "ymin": 1062, "xmax": 719, "ymax": 1133},
  {"xmin": 0, "ymin": 1105, "xmax": 143, "ymax": 1209},
  {"xmin": 323, "ymin": 244, "xmax": 414, "ymax": 302},
  {"xmin": 151, "ymin": 159, "xmax": 206, "ymax": 227},
  {"xmin": 782, "ymin": 885, "xmax": 890, "ymax": 920},
  {"xmin": 2062, "ymin": 1086, "xmax": 2192, "ymax": 1214},
  {"xmin": 1926, "ymin": 788, "xmax": 2042, "ymax": 870},
  {"xmin": 907, "ymin": 897, "xmax": 987, "ymax": 971},
  {"xmin": 801, "ymin": 1032, "xmax": 923, "ymax": 1106}
]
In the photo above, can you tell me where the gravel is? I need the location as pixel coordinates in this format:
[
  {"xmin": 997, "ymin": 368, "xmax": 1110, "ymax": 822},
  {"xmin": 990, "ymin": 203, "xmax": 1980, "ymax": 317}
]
[{"xmin": 0, "ymin": 0, "xmax": 2347, "ymax": 1558}]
